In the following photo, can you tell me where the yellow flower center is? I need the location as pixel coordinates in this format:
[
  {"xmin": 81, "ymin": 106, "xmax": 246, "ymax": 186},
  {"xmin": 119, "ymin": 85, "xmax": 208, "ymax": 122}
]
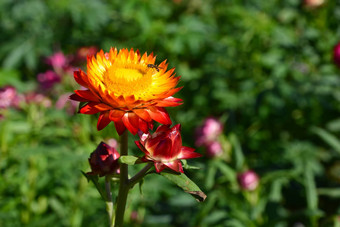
[{"xmin": 103, "ymin": 63, "xmax": 153, "ymax": 99}]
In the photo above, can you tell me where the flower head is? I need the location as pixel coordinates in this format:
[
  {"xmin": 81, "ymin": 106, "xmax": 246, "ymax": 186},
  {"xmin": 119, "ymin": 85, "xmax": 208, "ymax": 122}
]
[
  {"xmin": 88, "ymin": 142, "xmax": 120, "ymax": 177},
  {"xmin": 237, "ymin": 170, "xmax": 259, "ymax": 191},
  {"xmin": 135, "ymin": 124, "xmax": 201, "ymax": 173},
  {"xmin": 70, "ymin": 47, "xmax": 182, "ymax": 135},
  {"xmin": 195, "ymin": 117, "xmax": 223, "ymax": 146}
]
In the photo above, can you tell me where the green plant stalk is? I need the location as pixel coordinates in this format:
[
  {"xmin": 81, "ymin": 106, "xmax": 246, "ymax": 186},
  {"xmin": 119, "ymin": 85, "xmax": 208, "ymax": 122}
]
[
  {"xmin": 128, "ymin": 163, "xmax": 153, "ymax": 188},
  {"xmin": 105, "ymin": 176, "xmax": 115, "ymax": 227},
  {"xmin": 114, "ymin": 131, "xmax": 129, "ymax": 227}
]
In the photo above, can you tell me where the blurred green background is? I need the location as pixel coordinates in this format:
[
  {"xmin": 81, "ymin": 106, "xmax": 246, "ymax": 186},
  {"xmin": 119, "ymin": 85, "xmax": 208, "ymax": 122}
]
[{"xmin": 1, "ymin": 0, "xmax": 340, "ymax": 226}]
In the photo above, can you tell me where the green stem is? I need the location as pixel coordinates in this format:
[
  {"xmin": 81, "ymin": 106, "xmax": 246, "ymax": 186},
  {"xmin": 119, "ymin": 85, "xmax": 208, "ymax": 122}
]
[
  {"xmin": 105, "ymin": 176, "xmax": 114, "ymax": 227},
  {"xmin": 114, "ymin": 131, "xmax": 129, "ymax": 227},
  {"xmin": 128, "ymin": 163, "xmax": 153, "ymax": 188}
]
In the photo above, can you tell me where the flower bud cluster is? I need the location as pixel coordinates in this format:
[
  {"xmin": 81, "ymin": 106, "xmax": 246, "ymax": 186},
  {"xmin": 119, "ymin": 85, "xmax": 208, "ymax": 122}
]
[{"xmin": 195, "ymin": 117, "xmax": 224, "ymax": 158}]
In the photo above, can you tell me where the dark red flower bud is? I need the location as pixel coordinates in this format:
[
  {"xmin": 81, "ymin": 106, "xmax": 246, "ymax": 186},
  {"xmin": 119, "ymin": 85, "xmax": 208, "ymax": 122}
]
[
  {"xmin": 237, "ymin": 170, "xmax": 259, "ymax": 191},
  {"xmin": 135, "ymin": 124, "xmax": 201, "ymax": 173},
  {"xmin": 88, "ymin": 142, "xmax": 120, "ymax": 177}
]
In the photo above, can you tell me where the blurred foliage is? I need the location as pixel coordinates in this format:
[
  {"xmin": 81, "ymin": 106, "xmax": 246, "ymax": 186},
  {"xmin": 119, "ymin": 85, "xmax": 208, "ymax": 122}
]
[{"xmin": 1, "ymin": 0, "xmax": 340, "ymax": 226}]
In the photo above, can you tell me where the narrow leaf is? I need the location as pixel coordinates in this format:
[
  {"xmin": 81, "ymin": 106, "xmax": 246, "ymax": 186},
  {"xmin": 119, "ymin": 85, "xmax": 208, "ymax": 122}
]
[
  {"xmin": 160, "ymin": 171, "xmax": 207, "ymax": 202},
  {"xmin": 311, "ymin": 127, "xmax": 340, "ymax": 154},
  {"xmin": 81, "ymin": 171, "xmax": 106, "ymax": 200}
]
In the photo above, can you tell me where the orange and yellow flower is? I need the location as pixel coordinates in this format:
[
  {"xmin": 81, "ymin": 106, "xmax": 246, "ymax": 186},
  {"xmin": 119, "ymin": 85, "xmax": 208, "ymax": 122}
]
[{"xmin": 70, "ymin": 48, "xmax": 182, "ymax": 135}]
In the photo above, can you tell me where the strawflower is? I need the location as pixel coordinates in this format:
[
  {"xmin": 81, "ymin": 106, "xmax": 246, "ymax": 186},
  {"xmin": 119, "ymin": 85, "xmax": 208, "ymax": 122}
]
[
  {"xmin": 237, "ymin": 170, "xmax": 259, "ymax": 191},
  {"xmin": 135, "ymin": 124, "xmax": 201, "ymax": 173},
  {"xmin": 88, "ymin": 142, "xmax": 120, "ymax": 177},
  {"xmin": 205, "ymin": 141, "xmax": 223, "ymax": 158},
  {"xmin": 70, "ymin": 47, "xmax": 182, "ymax": 135},
  {"xmin": 195, "ymin": 117, "xmax": 223, "ymax": 146}
]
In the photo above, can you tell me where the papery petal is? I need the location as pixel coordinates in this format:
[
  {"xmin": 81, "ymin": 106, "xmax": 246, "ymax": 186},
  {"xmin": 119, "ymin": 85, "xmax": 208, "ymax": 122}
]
[
  {"xmin": 114, "ymin": 120, "xmax": 126, "ymax": 135},
  {"xmin": 74, "ymin": 70, "xmax": 89, "ymax": 88},
  {"xmin": 147, "ymin": 107, "xmax": 171, "ymax": 125},
  {"xmin": 154, "ymin": 162, "xmax": 167, "ymax": 173},
  {"xmin": 138, "ymin": 118, "xmax": 149, "ymax": 134},
  {"xmin": 178, "ymin": 147, "xmax": 202, "ymax": 159},
  {"xmin": 122, "ymin": 113, "xmax": 139, "ymax": 135},
  {"xmin": 153, "ymin": 138, "xmax": 172, "ymax": 159},
  {"xmin": 69, "ymin": 93, "xmax": 89, "ymax": 102},
  {"xmin": 109, "ymin": 109, "xmax": 125, "ymax": 121},
  {"xmin": 154, "ymin": 97, "xmax": 183, "ymax": 107},
  {"xmin": 97, "ymin": 111, "xmax": 111, "ymax": 130},
  {"xmin": 133, "ymin": 109, "xmax": 152, "ymax": 122},
  {"xmin": 75, "ymin": 90, "xmax": 100, "ymax": 102},
  {"xmin": 164, "ymin": 160, "xmax": 183, "ymax": 173},
  {"xmin": 79, "ymin": 103, "xmax": 103, "ymax": 114}
]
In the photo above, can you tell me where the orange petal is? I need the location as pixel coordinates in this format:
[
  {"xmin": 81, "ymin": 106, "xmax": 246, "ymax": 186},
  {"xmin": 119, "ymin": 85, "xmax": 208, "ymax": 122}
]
[
  {"xmin": 79, "ymin": 102, "xmax": 109, "ymax": 114},
  {"xmin": 147, "ymin": 107, "xmax": 171, "ymax": 125},
  {"xmin": 109, "ymin": 109, "xmax": 125, "ymax": 121},
  {"xmin": 133, "ymin": 109, "xmax": 152, "ymax": 122},
  {"xmin": 154, "ymin": 97, "xmax": 183, "ymax": 107},
  {"xmin": 122, "ymin": 113, "xmax": 139, "ymax": 135}
]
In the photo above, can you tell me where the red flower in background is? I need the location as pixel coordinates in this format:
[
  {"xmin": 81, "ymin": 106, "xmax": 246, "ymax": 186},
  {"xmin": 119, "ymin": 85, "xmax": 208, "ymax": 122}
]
[
  {"xmin": 135, "ymin": 124, "xmax": 201, "ymax": 173},
  {"xmin": 88, "ymin": 142, "xmax": 120, "ymax": 177},
  {"xmin": 333, "ymin": 42, "xmax": 340, "ymax": 68}
]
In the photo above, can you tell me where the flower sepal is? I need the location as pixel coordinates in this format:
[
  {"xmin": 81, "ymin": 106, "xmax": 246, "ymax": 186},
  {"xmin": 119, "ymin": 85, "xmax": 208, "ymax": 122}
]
[{"xmin": 119, "ymin": 155, "xmax": 142, "ymax": 165}]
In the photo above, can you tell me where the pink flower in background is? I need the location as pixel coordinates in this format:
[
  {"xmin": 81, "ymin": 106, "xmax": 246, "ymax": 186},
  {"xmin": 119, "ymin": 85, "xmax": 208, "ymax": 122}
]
[
  {"xmin": 107, "ymin": 138, "xmax": 118, "ymax": 149},
  {"xmin": 25, "ymin": 93, "xmax": 52, "ymax": 108},
  {"xmin": 87, "ymin": 142, "xmax": 120, "ymax": 177},
  {"xmin": 237, "ymin": 170, "xmax": 259, "ymax": 191},
  {"xmin": 206, "ymin": 141, "xmax": 223, "ymax": 158},
  {"xmin": 195, "ymin": 117, "xmax": 223, "ymax": 146},
  {"xmin": 56, "ymin": 93, "xmax": 78, "ymax": 115},
  {"xmin": 46, "ymin": 51, "xmax": 68, "ymax": 69},
  {"xmin": 0, "ymin": 86, "xmax": 21, "ymax": 109},
  {"xmin": 37, "ymin": 70, "xmax": 61, "ymax": 90},
  {"xmin": 333, "ymin": 42, "xmax": 340, "ymax": 68},
  {"xmin": 304, "ymin": 0, "xmax": 324, "ymax": 8}
]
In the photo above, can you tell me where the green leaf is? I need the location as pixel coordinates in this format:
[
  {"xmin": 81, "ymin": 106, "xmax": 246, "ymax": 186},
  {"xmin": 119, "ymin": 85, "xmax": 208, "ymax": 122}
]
[
  {"xmin": 160, "ymin": 171, "xmax": 207, "ymax": 202},
  {"xmin": 81, "ymin": 171, "xmax": 106, "ymax": 200},
  {"xmin": 119, "ymin": 156, "xmax": 140, "ymax": 165},
  {"xmin": 311, "ymin": 127, "xmax": 340, "ymax": 154}
]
